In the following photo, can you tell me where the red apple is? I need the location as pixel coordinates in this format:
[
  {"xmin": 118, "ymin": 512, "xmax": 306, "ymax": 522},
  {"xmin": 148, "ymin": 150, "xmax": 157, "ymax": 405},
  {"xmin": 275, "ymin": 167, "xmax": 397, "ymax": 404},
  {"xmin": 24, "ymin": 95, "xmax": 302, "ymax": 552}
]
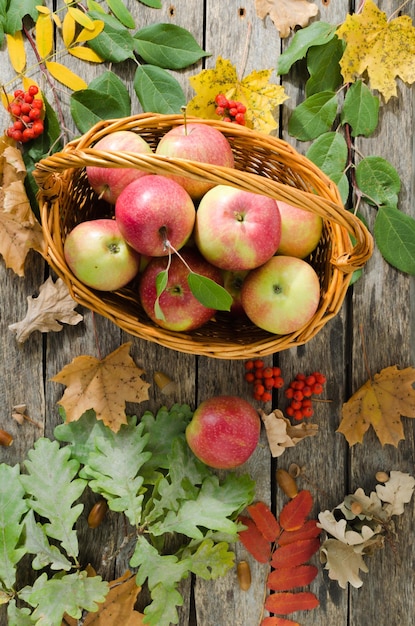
[
  {"xmin": 115, "ymin": 174, "xmax": 196, "ymax": 257},
  {"xmin": 222, "ymin": 269, "xmax": 249, "ymax": 317},
  {"xmin": 155, "ymin": 123, "xmax": 235, "ymax": 199},
  {"xmin": 276, "ymin": 200, "xmax": 323, "ymax": 258},
  {"xmin": 241, "ymin": 255, "xmax": 321, "ymax": 335},
  {"xmin": 194, "ymin": 185, "xmax": 281, "ymax": 271},
  {"xmin": 138, "ymin": 247, "xmax": 223, "ymax": 331},
  {"xmin": 86, "ymin": 130, "xmax": 153, "ymax": 204},
  {"xmin": 63, "ymin": 219, "xmax": 140, "ymax": 291},
  {"xmin": 185, "ymin": 395, "xmax": 261, "ymax": 469}
]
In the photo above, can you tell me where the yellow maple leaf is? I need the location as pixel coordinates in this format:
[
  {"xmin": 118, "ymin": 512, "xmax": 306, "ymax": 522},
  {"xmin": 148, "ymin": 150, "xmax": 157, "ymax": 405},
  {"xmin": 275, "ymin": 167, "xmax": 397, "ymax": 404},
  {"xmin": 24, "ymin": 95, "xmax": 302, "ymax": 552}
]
[
  {"xmin": 336, "ymin": 0, "xmax": 415, "ymax": 102},
  {"xmin": 337, "ymin": 365, "xmax": 415, "ymax": 447},
  {"xmin": 51, "ymin": 342, "xmax": 150, "ymax": 432},
  {"xmin": 187, "ymin": 56, "xmax": 288, "ymax": 134}
]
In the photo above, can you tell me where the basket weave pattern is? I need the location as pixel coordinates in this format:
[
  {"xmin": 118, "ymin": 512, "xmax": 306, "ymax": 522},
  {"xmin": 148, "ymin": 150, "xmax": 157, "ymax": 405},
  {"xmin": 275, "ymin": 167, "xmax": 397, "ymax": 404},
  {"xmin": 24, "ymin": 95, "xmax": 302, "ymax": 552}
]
[{"xmin": 34, "ymin": 113, "xmax": 373, "ymax": 359}]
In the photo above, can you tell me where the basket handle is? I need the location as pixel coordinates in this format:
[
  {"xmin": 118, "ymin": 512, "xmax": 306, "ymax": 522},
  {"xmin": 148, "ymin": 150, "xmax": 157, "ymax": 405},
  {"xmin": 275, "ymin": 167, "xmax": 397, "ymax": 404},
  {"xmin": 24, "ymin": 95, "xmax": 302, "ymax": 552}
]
[{"xmin": 34, "ymin": 148, "xmax": 373, "ymax": 273}]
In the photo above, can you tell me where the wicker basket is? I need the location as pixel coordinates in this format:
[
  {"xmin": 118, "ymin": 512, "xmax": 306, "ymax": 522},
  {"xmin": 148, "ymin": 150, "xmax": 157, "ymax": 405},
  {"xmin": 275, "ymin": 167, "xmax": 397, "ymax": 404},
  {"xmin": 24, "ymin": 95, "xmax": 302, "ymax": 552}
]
[{"xmin": 34, "ymin": 113, "xmax": 373, "ymax": 359}]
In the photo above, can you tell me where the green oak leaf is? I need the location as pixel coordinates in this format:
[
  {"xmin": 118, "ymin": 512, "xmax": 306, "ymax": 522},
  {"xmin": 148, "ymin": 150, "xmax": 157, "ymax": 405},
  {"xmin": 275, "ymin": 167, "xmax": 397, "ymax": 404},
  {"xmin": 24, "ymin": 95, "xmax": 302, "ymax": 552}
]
[
  {"xmin": 5, "ymin": 0, "xmax": 38, "ymax": 34},
  {"xmin": 134, "ymin": 23, "xmax": 208, "ymax": 70},
  {"xmin": 23, "ymin": 510, "xmax": 72, "ymax": 572},
  {"xmin": 288, "ymin": 91, "xmax": 338, "ymax": 141},
  {"xmin": 134, "ymin": 64, "xmax": 186, "ymax": 113},
  {"xmin": 341, "ymin": 80, "xmax": 380, "ymax": 137},
  {"xmin": 374, "ymin": 206, "xmax": 415, "ymax": 275},
  {"xmin": 355, "ymin": 156, "xmax": 401, "ymax": 207},
  {"xmin": 278, "ymin": 22, "xmax": 337, "ymax": 75},
  {"xmin": 183, "ymin": 538, "xmax": 235, "ymax": 579}
]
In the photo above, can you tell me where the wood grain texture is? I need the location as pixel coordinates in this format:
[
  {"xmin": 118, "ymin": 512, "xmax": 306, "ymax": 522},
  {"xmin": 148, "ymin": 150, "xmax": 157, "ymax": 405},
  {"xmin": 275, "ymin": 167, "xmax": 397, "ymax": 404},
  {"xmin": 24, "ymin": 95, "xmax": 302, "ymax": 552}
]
[{"xmin": 1, "ymin": 0, "xmax": 414, "ymax": 625}]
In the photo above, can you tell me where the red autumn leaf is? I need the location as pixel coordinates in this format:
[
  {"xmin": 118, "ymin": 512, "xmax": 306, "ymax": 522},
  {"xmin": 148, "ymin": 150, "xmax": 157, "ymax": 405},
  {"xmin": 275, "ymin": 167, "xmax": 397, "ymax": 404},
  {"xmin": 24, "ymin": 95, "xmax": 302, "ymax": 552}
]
[
  {"xmin": 267, "ymin": 564, "xmax": 318, "ymax": 591},
  {"xmin": 270, "ymin": 538, "xmax": 321, "ymax": 569},
  {"xmin": 261, "ymin": 618, "xmax": 300, "ymax": 626},
  {"xmin": 265, "ymin": 591, "xmax": 319, "ymax": 615},
  {"xmin": 238, "ymin": 515, "xmax": 272, "ymax": 563},
  {"xmin": 247, "ymin": 501, "xmax": 281, "ymax": 542},
  {"xmin": 279, "ymin": 489, "xmax": 313, "ymax": 531},
  {"xmin": 278, "ymin": 520, "xmax": 322, "ymax": 546}
]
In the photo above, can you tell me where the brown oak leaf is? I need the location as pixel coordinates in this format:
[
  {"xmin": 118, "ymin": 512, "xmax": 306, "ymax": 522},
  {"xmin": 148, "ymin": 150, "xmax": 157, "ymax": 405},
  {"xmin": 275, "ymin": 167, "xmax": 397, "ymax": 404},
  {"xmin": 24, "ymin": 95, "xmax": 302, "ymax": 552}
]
[
  {"xmin": 63, "ymin": 570, "xmax": 145, "ymax": 625},
  {"xmin": 255, "ymin": 0, "xmax": 319, "ymax": 39},
  {"xmin": 0, "ymin": 136, "xmax": 45, "ymax": 275},
  {"xmin": 337, "ymin": 365, "xmax": 415, "ymax": 447},
  {"xmin": 51, "ymin": 342, "xmax": 150, "ymax": 432},
  {"xmin": 260, "ymin": 409, "xmax": 318, "ymax": 457},
  {"xmin": 8, "ymin": 276, "xmax": 83, "ymax": 343}
]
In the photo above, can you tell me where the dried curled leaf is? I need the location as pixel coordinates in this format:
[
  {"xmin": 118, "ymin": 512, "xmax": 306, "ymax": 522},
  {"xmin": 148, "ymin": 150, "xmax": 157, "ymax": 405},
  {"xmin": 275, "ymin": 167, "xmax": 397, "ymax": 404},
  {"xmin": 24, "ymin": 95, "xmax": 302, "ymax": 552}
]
[
  {"xmin": 0, "ymin": 137, "xmax": 45, "ymax": 275},
  {"xmin": 255, "ymin": 0, "xmax": 319, "ymax": 39},
  {"xmin": 336, "ymin": 0, "xmax": 415, "ymax": 102},
  {"xmin": 338, "ymin": 365, "xmax": 415, "ymax": 447},
  {"xmin": 260, "ymin": 409, "xmax": 318, "ymax": 457},
  {"xmin": 51, "ymin": 342, "xmax": 150, "ymax": 432},
  {"xmin": 8, "ymin": 277, "xmax": 83, "ymax": 343}
]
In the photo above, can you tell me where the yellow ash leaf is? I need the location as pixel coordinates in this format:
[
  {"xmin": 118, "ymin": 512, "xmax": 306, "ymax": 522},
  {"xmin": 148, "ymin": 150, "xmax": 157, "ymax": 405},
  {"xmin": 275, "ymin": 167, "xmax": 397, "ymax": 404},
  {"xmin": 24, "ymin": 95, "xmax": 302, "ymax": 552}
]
[
  {"xmin": 45, "ymin": 60, "xmax": 88, "ymax": 90},
  {"xmin": 75, "ymin": 20, "xmax": 105, "ymax": 43},
  {"xmin": 68, "ymin": 6, "xmax": 96, "ymax": 30},
  {"xmin": 36, "ymin": 10, "xmax": 54, "ymax": 60},
  {"xmin": 187, "ymin": 57, "xmax": 287, "ymax": 134},
  {"xmin": 6, "ymin": 31, "xmax": 26, "ymax": 73},
  {"xmin": 255, "ymin": 0, "xmax": 319, "ymax": 39},
  {"xmin": 336, "ymin": 0, "xmax": 415, "ymax": 102},
  {"xmin": 62, "ymin": 11, "xmax": 76, "ymax": 48},
  {"xmin": 337, "ymin": 365, "xmax": 415, "ymax": 447},
  {"xmin": 51, "ymin": 342, "xmax": 150, "ymax": 432},
  {"xmin": 68, "ymin": 46, "xmax": 104, "ymax": 63}
]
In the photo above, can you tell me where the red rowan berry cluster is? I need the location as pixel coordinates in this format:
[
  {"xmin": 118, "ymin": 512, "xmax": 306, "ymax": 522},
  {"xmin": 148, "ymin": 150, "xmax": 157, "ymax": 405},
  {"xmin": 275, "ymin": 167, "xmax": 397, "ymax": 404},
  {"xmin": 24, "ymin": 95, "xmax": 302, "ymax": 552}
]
[
  {"xmin": 214, "ymin": 93, "xmax": 246, "ymax": 125},
  {"xmin": 284, "ymin": 372, "xmax": 326, "ymax": 421},
  {"xmin": 6, "ymin": 86, "xmax": 44, "ymax": 144},
  {"xmin": 244, "ymin": 359, "xmax": 284, "ymax": 402}
]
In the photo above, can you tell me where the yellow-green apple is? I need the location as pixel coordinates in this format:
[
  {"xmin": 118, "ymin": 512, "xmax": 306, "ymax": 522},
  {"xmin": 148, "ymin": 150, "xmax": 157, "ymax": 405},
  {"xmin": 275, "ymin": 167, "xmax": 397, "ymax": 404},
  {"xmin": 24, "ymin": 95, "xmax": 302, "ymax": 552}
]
[
  {"xmin": 194, "ymin": 185, "xmax": 281, "ymax": 271},
  {"xmin": 63, "ymin": 218, "xmax": 140, "ymax": 291},
  {"xmin": 222, "ymin": 269, "xmax": 249, "ymax": 317},
  {"xmin": 86, "ymin": 130, "xmax": 153, "ymax": 204},
  {"xmin": 276, "ymin": 200, "xmax": 323, "ymax": 258},
  {"xmin": 138, "ymin": 247, "xmax": 223, "ymax": 331},
  {"xmin": 241, "ymin": 255, "xmax": 320, "ymax": 335},
  {"xmin": 115, "ymin": 174, "xmax": 196, "ymax": 257},
  {"xmin": 185, "ymin": 395, "xmax": 261, "ymax": 469},
  {"xmin": 155, "ymin": 123, "xmax": 235, "ymax": 199}
]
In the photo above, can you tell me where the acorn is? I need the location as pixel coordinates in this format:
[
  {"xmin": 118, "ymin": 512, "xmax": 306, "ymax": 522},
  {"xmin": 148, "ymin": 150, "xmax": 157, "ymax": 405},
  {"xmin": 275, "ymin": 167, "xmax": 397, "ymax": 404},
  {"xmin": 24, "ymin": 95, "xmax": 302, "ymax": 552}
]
[{"xmin": 153, "ymin": 371, "xmax": 176, "ymax": 395}]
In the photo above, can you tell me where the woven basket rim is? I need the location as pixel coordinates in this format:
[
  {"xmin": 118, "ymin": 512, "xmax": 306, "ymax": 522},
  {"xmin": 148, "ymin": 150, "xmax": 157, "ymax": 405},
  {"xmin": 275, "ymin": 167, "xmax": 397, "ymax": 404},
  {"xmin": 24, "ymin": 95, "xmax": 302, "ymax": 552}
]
[{"xmin": 34, "ymin": 113, "xmax": 374, "ymax": 359}]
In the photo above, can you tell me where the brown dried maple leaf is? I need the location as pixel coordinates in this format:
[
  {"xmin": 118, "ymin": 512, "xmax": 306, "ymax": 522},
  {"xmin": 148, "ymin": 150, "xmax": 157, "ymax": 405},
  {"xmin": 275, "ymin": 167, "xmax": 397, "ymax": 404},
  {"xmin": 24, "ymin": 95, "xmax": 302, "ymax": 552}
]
[
  {"xmin": 0, "ymin": 136, "xmax": 45, "ymax": 276},
  {"xmin": 51, "ymin": 342, "xmax": 150, "ymax": 432},
  {"xmin": 337, "ymin": 365, "xmax": 415, "ymax": 447},
  {"xmin": 8, "ymin": 276, "xmax": 83, "ymax": 343},
  {"xmin": 255, "ymin": 0, "xmax": 319, "ymax": 39}
]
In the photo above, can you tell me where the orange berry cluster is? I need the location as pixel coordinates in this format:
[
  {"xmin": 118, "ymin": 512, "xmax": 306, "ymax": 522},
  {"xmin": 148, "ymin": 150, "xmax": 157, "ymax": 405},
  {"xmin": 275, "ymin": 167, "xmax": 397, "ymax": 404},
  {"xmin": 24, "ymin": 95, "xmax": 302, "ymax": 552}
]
[
  {"xmin": 6, "ymin": 86, "xmax": 44, "ymax": 144},
  {"xmin": 244, "ymin": 359, "xmax": 284, "ymax": 402},
  {"xmin": 214, "ymin": 93, "xmax": 246, "ymax": 125},
  {"xmin": 284, "ymin": 372, "xmax": 326, "ymax": 420}
]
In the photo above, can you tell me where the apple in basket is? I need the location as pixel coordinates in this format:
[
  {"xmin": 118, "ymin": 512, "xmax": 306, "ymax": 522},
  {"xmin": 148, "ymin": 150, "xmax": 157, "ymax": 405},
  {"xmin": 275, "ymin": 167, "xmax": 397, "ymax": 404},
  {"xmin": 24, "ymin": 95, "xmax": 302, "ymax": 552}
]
[
  {"xmin": 276, "ymin": 200, "xmax": 323, "ymax": 259},
  {"xmin": 185, "ymin": 395, "xmax": 261, "ymax": 469},
  {"xmin": 155, "ymin": 123, "xmax": 235, "ymax": 200},
  {"xmin": 86, "ymin": 130, "xmax": 153, "ymax": 204},
  {"xmin": 63, "ymin": 218, "xmax": 141, "ymax": 291},
  {"xmin": 138, "ymin": 247, "xmax": 224, "ymax": 332},
  {"xmin": 194, "ymin": 185, "xmax": 281, "ymax": 271},
  {"xmin": 222, "ymin": 269, "xmax": 249, "ymax": 317},
  {"xmin": 115, "ymin": 174, "xmax": 196, "ymax": 257},
  {"xmin": 241, "ymin": 255, "xmax": 321, "ymax": 335}
]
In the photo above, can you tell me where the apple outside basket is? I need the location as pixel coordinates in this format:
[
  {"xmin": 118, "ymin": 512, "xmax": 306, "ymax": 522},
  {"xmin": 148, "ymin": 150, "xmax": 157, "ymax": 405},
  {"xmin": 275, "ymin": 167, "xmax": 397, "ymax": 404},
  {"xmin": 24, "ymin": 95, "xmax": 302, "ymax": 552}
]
[{"xmin": 34, "ymin": 113, "xmax": 373, "ymax": 360}]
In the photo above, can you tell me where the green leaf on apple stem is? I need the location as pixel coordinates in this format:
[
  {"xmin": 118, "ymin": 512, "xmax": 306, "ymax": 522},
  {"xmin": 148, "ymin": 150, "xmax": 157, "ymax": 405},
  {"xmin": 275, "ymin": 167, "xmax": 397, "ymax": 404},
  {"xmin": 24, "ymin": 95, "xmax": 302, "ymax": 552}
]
[
  {"xmin": 154, "ymin": 270, "xmax": 168, "ymax": 321},
  {"xmin": 187, "ymin": 273, "xmax": 232, "ymax": 312}
]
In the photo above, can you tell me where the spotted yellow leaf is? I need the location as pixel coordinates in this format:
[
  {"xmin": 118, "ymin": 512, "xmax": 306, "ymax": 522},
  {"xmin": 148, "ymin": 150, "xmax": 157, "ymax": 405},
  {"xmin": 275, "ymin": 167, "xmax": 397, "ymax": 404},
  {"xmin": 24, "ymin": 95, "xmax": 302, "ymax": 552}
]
[
  {"xmin": 336, "ymin": 0, "xmax": 415, "ymax": 102},
  {"xmin": 6, "ymin": 31, "xmax": 26, "ymax": 73},
  {"xmin": 187, "ymin": 57, "xmax": 287, "ymax": 134},
  {"xmin": 45, "ymin": 61, "xmax": 88, "ymax": 90}
]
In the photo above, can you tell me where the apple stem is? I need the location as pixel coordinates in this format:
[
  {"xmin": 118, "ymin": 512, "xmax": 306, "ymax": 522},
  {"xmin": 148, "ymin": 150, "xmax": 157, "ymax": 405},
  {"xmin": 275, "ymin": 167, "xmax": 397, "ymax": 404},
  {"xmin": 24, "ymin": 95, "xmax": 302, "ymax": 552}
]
[{"xmin": 181, "ymin": 105, "xmax": 188, "ymax": 135}]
